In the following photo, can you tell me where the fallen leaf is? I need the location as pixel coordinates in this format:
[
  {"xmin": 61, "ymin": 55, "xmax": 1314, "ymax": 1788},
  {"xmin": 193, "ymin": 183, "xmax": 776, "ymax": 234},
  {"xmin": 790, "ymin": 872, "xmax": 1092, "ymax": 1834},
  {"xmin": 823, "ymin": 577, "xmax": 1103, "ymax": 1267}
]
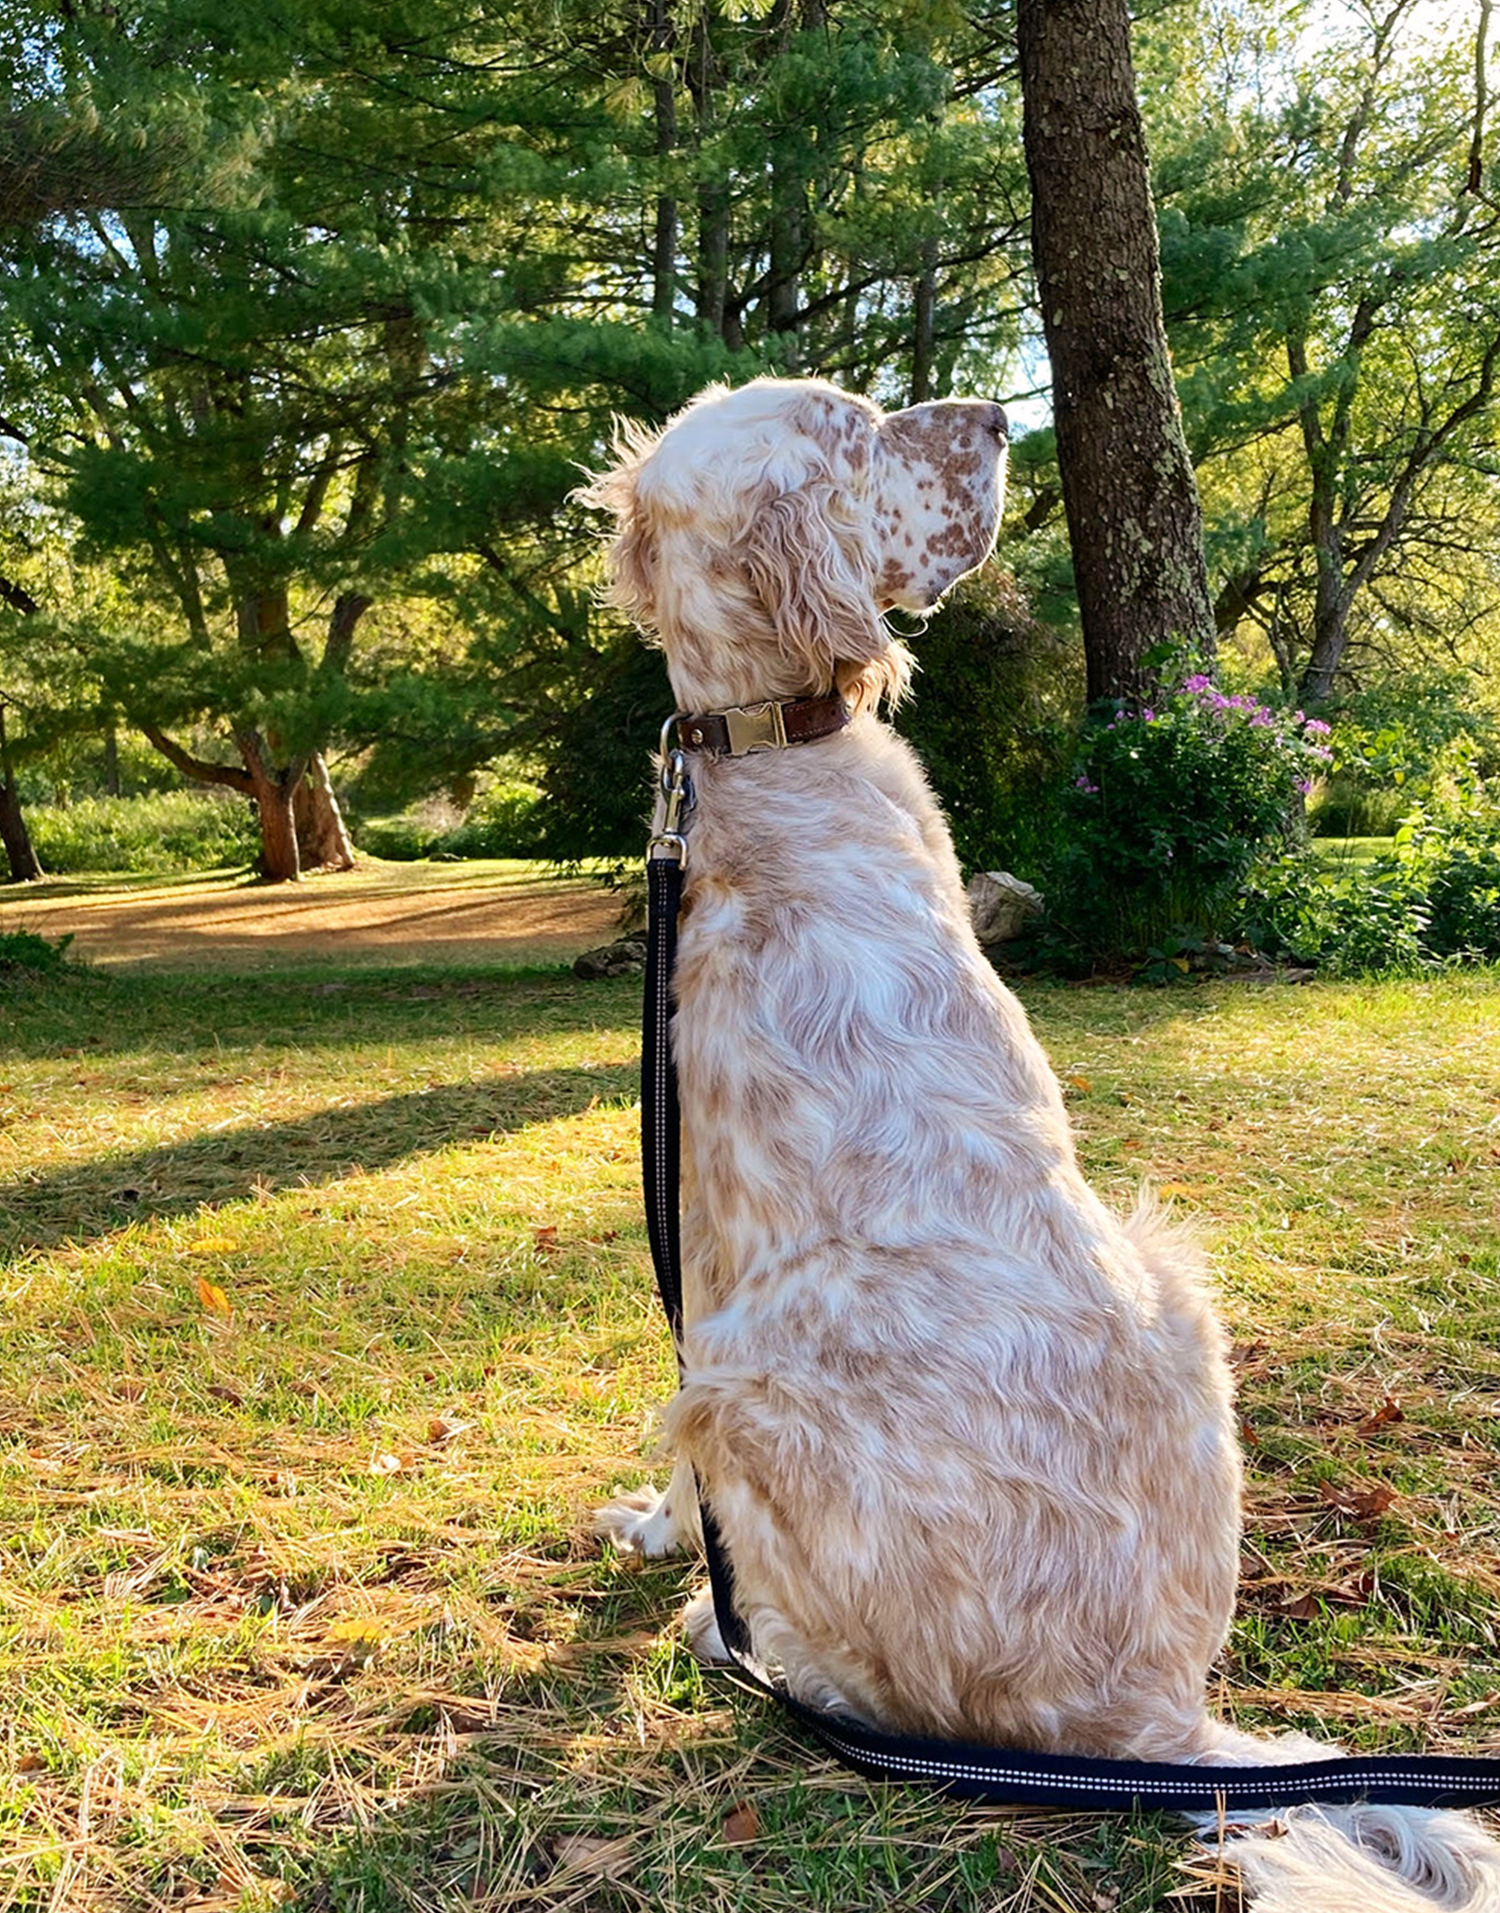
[
  {"xmin": 115, "ymin": 1379, "xmax": 147, "ymax": 1402},
  {"xmin": 194, "ymin": 1274, "xmax": 232, "ymax": 1318},
  {"xmin": 551, "ymin": 1834, "xmax": 633, "ymax": 1881},
  {"xmin": 722, "ymin": 1802, "xmax": 760, "ymax": 1845},
  {"xmin": 1157, "ymin": 1182, "xmax": 1196, "ymax": 1199},
  {"xmin": 369, "ymin": 1451, "xmax": 409, "ymax": 1476},
  {"xmin": 427, "ymin": 1416, "xmax": 472, "ymax": 1446},
  {"xmin": 325, "ymin": 1617, "xmax": 387, "ymax": 1648},
  {"xmin": 1356, "ymin": 1398, "xmax": 1404, "ymax": 1439},
  {"xmin": 1238, "ymin": 1416, "xmax": 1260, "ymax": 1448},
  {"xmin": 533, "ymin": 1225, "xmax": 559, "ymax": 1255},
  {"xmin": 1279, "ymin": 1592, "xmax": 1322, "ymax": 1621},
  {"xmin": 206, "ymin": 1382, "xmax": 244, "ymax": 1406},
  {"xmin": 1067, "ymin": 1074, "xmax": 1092, "ymax": 1093},
  {"xmin": 1319, "ymin": 1480, "xmax": 1397, "ymax": 1522}
]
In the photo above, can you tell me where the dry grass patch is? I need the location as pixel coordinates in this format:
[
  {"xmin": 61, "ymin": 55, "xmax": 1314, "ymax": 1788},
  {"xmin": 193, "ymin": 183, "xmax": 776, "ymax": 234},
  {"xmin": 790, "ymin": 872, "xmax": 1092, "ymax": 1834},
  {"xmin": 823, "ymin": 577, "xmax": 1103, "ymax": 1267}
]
[{"xmin": 1, "ymin": 961, "xmax": 1497, "ymax": 1910}]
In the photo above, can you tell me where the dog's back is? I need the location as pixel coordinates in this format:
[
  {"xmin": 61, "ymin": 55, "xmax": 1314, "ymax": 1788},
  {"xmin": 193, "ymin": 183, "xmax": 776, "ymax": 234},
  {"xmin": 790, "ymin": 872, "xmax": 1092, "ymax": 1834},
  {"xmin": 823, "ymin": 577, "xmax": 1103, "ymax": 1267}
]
[{"xmin": 667, "ymin": 718, "xmax": 1242, "ymax": 1756}]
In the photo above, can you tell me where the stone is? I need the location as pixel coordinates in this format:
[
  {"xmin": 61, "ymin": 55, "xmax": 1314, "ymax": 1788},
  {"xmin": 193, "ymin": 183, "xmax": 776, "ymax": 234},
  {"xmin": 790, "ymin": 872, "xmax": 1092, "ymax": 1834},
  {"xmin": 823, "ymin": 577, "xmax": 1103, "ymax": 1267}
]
[
  {"xmin": 573, "ymin": 938, "xmax": 648, "ymax": 980},
  {"xmin": 967, "ymin": 871, "xmax": 1043, "ymax": 945}
]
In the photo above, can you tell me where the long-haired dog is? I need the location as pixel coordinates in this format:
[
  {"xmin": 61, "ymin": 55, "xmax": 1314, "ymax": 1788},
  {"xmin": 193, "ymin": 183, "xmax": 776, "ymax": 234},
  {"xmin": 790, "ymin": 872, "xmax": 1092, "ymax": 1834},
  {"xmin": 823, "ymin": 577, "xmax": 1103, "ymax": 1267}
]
[{"xmin": 582, "ymin": 376, "xmax": 1500, "ymax": 1911}]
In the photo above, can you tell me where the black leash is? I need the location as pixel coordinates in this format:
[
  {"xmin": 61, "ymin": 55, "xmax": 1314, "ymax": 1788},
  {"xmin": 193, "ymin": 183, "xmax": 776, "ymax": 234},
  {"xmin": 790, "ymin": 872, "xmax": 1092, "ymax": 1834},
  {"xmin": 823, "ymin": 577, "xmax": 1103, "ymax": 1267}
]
[{"xmin": 639, "ymin": 755, "xmax": 1500, "ymax": 1813}]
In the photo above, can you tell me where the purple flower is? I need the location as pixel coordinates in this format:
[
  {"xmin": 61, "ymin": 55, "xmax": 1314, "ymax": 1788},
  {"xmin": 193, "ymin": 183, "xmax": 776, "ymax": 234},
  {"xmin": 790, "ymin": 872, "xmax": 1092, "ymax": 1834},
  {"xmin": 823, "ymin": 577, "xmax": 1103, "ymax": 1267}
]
[
  {"xmin": 1074, "ymin": 774, "xmax": 1100, "ymax": 795},
  {"xmin": 1304, "ymin": 718, "xmax": 1332, "ymax": 737},
  {"xmin": 1180, "ymin": 674, "xmax": 1214, "ymax": 695}
]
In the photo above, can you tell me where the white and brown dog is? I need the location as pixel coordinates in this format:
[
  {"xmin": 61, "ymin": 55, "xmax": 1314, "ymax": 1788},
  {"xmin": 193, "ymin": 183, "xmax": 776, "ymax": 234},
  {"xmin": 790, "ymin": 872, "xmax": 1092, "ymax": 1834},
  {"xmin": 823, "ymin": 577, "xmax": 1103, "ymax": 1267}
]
[{"xmin": 583, "ymin": 376, "xmax": 1500, "ymax": 1912}]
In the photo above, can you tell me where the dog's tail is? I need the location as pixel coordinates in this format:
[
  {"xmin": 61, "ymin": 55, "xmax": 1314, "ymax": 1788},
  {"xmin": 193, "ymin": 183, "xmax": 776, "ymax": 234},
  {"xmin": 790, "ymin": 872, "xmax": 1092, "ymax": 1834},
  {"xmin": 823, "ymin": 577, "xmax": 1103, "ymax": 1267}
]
[{"xmin": 1194, "ymin": 1723, "xmax": 1500, "ymax": 1911}]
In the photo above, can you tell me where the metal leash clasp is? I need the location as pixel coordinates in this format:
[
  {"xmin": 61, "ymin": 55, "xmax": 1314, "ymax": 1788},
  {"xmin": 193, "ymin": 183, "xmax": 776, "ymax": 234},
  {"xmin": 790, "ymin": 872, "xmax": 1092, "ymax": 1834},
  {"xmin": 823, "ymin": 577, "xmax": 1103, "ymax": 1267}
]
[{"xmin": 648, "ymin": 712, "xmax": 693, "ymax": 865}]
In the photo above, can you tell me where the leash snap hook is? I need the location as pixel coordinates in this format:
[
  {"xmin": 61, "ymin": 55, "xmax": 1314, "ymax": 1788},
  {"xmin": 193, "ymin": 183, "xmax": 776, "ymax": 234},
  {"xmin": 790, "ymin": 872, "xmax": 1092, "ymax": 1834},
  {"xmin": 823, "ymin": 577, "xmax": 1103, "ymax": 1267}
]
[{"xmin": 648, "ymin": 715, "xmax": 693, "ymax": 864}]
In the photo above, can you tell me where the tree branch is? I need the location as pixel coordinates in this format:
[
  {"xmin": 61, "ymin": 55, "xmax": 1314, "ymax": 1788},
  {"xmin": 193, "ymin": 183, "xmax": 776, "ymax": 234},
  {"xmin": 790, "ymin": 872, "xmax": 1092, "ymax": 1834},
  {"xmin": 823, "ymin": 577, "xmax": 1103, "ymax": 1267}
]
[
  {"xmin": 0, "ymin": 573, "xmax": 41, "ymax": 617},
  {"xmin": 141, "ymin": 724, "xmax": 253, "ymax": 793}
]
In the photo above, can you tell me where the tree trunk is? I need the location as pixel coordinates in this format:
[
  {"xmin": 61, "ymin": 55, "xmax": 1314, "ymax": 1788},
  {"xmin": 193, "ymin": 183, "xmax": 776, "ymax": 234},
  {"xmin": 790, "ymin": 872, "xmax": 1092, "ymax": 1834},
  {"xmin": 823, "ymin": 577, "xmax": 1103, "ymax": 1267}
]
[
  {"xmin": 293, "ymin": 753, "xmax": 356, "ymax": 871},
  {"xmin": 688, "ymin": 3, "xmax": 729, "ymax": 337},
  {"xmin": 236, "ymin": 729, "xmax": 304, "ymax": 882},
  {"xmin": 0, "ymin": 703, "xmax": 43, "ymax": 883},
  {"xmin": 1293, "ymin": 429, "xmax": 1354, "ymax": 706},
  {"xmin": 910, "ymin": 239, "xmax": 939, "ymax": 404},
  {"xmin": 1017, "ymin": 0, "xmax": 1214, "ymax": 707},
  {"xmin": 102, "ymin": 722, "xmax": 121, "ymax": 797},
  {"xmin": 648, "ymin": 0, "xmax": 679, "ymax": 322},
  {"xmin": 254, "ymin": 782, "xmax": 301, "ymax": 882},
  {"xmin": 0, "ymin": 779, "xmax": 43, "ymax": 882},
  {"xmin": 1298, "ymin": 597, "xmax": 1353, "ymax": 708},
  {"xmin": 767, "ymin": 160, "xmax": 804, "ymax": 362}
]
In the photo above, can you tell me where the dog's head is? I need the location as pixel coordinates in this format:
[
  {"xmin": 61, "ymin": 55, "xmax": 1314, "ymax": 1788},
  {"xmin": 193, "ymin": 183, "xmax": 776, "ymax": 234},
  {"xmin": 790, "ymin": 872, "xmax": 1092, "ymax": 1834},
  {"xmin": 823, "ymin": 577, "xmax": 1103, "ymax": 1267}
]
[{"xmin": 580, "ymin": 377, "xmax": 1007, "ymax": 712}]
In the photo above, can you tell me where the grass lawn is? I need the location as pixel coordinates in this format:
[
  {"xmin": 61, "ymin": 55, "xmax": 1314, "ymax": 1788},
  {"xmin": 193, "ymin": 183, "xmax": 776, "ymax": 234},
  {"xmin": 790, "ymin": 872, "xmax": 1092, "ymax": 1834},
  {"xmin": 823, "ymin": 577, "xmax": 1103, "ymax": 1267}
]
[
  {"xmin": 2, "ymin": 949, "xmax": 1498, "ymax": 1911},
  {"xmin": 1311, "ymin": 834, "xmax": 1397, "ymax": 873}
]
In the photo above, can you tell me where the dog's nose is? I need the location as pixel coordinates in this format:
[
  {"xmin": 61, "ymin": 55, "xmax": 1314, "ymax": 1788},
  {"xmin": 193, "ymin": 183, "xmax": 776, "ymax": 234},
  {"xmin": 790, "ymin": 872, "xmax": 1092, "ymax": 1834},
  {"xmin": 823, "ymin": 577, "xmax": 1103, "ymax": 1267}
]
[{"xmin": 986, "ymin": 403, "xmax": 1009, "ymax": 442}]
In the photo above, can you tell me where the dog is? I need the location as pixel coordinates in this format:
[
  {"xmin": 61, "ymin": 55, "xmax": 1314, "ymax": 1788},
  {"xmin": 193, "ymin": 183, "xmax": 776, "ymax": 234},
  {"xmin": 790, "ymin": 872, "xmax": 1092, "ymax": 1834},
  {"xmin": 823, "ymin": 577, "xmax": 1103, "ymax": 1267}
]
[{"xmin": 581, "ymin": 376, "xmax": 1500, "ymax": 1911}]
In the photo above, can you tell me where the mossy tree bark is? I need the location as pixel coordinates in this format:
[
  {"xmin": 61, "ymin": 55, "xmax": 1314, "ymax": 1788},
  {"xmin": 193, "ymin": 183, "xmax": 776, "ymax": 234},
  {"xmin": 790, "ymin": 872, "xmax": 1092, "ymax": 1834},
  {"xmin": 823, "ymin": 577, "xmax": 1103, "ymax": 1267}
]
[{"xmin": 1017, "ymin": 0, "xmax": 1214, "ymax": 707}]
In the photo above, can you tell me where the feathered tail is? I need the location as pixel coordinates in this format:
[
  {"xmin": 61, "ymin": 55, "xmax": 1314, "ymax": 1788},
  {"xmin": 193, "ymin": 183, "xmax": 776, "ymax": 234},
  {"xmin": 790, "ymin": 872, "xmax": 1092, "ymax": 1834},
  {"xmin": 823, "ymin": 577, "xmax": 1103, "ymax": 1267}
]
[{"xmin": 1194, "ymin": 1723, "xmax": 1500, "ymax": 1911}]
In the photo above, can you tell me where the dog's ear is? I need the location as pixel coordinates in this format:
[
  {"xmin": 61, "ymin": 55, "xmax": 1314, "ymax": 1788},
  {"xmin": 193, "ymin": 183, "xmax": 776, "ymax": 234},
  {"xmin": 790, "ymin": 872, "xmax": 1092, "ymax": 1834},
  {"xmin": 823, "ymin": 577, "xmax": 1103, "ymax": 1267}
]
[
  {"xmin": 735, "ymin": 398, "xmax": 897, "ymax": 706},
  {"xmin": 574, "ymin": 419, "xmax": 663, "ymax": 630}
]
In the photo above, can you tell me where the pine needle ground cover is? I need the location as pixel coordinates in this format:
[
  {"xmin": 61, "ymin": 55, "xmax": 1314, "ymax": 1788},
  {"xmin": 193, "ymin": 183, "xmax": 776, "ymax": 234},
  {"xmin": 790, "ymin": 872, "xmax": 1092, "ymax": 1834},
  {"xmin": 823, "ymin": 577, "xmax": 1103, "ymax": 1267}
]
[{"xmin": 2, "ymin": 957, "xmax": 1497, "ymax": 1912}]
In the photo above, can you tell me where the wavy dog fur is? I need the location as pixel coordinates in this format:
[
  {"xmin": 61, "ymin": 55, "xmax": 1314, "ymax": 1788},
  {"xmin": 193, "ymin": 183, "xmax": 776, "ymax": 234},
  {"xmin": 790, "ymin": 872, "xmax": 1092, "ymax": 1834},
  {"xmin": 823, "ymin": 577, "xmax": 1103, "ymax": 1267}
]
[{"xmin": 583, "ymin": 376, "xmax": 1500, "ymax": 1911}]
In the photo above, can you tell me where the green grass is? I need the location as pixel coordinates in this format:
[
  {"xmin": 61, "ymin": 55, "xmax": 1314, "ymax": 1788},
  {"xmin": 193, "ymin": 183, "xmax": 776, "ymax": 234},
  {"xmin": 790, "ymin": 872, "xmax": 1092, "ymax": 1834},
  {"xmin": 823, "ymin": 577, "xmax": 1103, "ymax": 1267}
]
[
  {"xmin": 2, "ymin": 958, "xmax": 1498, "ymax": 1910},
  {"xmin": 1312, "ymin": 834, "xmax": 1396, "ymax": 873}
]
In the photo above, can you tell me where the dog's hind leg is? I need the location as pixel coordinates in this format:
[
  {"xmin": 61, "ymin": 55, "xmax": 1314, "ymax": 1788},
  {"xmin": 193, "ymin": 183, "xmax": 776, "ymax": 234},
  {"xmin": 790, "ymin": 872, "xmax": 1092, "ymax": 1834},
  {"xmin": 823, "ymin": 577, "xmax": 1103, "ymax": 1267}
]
[
  {"xmin": 682, "ymin": 1587, "xmax": 731, "ymax": 1663},
  {"xmin": 594, "ymin": 1451, "xmax": 702, "ymax": 1559}
]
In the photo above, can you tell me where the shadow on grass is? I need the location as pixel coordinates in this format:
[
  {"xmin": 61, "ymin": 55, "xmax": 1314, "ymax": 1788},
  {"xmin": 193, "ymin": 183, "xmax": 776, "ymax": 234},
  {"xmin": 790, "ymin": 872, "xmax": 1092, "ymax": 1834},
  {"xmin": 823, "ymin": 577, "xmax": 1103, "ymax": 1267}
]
[
  {"xmin": 0, "ymin": 965, "xmax": 642, "ymax": 1061},
  {"xmin": 0, "ymin": 1062, "xmax": 637, "ymax": 1261},
  {"xmin": 269, "ymin": 1603, "xmax": 1197, "ymax": 1913}
]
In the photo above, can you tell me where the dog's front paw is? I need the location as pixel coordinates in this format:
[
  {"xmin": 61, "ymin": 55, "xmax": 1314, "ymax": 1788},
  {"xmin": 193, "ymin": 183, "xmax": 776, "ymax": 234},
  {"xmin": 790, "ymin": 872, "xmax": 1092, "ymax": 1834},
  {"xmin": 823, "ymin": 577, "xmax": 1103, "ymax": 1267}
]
[{"xmin": 593, "ymin": 1485, "xmax": 687, "ymax": 1559}]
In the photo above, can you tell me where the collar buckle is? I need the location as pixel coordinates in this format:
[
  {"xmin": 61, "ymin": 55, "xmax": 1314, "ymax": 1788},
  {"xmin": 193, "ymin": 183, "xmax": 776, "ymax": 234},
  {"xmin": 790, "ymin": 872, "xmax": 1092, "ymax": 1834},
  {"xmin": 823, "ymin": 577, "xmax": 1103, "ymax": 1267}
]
[{"xmin": 722, "ymin": 700, "xmax": 789, "ymax": 756}]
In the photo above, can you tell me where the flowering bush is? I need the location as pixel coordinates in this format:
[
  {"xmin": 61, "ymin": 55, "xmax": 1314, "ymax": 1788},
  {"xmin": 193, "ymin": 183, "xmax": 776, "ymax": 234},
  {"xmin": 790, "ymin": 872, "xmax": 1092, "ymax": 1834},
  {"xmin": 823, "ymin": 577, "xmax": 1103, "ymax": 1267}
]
[{"xmin": 1043, "ymin": 675, "xmax": 1334, "ymax": 962}]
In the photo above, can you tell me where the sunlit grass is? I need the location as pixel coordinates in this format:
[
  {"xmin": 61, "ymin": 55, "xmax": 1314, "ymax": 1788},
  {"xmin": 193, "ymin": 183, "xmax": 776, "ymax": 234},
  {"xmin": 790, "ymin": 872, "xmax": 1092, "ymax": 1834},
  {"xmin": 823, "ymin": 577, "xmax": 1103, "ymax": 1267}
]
[{"xmin": 1, "ymin": 961, "xmax": 1497, "ymax": 1909}]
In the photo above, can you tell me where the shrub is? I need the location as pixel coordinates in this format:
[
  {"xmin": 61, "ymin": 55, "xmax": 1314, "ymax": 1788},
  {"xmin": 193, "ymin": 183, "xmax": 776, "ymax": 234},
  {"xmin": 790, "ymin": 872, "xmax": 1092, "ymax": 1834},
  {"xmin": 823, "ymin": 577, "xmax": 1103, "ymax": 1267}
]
[
  {"xmin": 352, "ymin": 780, "xmax": 545, "ymax": 862},
  {"xmin": 1307, "ymin": 775, "xmax": 1411, "ymax": 839},
  {"xmin": 1396, "ymin": 750, "xmax": 1500, "ymax": 960},
  {"xmin": 28, "ymin": 791, "xmax": 258, "ymax": 874},
  {"xmin": 440, "ymin": 779, "xmax": 545, "ymax": 859},
  {"xmin": 1041, "ymin": 673, "xmax": 1333, "ymax": 964},
  {"xmin": 894, "ymin": 573, "xmax": 1081, "ymax": 876},
  {"xmin": 1237, "ymin": 854, "xmax": 1431, "ymax": 977},
  {"xmin": 352, "ymin": 812, "xmax": 436, "ymax": 860},
  {"xmin": 1307, "ymin": 670, "xmax": 1497, "ymax": 839},
  {"xmin": 0, "ymin": 927, "xmax": 75, "ymax": 977}
]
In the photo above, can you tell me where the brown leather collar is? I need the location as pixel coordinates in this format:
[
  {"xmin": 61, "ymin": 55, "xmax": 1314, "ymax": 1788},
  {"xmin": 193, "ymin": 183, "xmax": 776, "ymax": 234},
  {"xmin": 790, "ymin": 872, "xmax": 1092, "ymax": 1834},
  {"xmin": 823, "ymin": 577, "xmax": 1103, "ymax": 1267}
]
[{"xmin": 674, "ymin": 692, "xmax": 850, "ymax": 758}]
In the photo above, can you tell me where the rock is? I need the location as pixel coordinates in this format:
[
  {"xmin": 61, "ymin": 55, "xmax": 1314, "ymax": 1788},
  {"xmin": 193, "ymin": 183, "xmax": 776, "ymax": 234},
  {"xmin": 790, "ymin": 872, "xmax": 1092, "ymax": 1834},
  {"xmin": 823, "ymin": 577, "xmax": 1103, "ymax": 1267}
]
[
  {"xmin": 967, "ymin": 871, "xmax": 1043, "ymax": 944},
  {"xmin": 573, "ymin": 938, "xmax": 648, "ymax": 980}
]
